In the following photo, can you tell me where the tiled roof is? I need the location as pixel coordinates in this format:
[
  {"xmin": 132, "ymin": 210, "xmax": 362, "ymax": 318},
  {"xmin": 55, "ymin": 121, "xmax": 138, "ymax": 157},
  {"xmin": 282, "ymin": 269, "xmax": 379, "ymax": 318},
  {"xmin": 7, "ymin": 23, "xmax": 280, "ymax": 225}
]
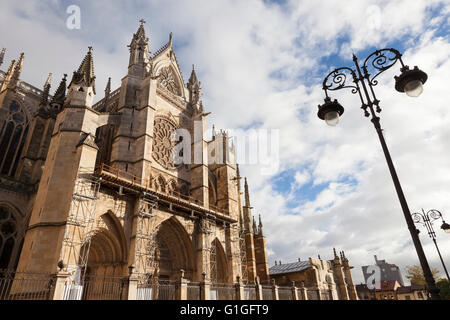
[
  {"xmin": 397, "ymin": 284, "xmax": 425, "ymax": 294},
  {"xmin": 376, "ymin": 280, "xmax": 399, "ymax": 291},
  {"xmin": 269, "ymin": 261, "xmax": 311, "ymax": 275}
]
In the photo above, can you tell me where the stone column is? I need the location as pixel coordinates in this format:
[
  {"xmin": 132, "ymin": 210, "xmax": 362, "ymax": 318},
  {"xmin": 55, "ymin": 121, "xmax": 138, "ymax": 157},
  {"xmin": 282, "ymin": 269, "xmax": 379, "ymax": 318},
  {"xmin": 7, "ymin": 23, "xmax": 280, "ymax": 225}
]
[
  {"xmin": 291, "ymin": 281, "xmax": 299, "ymax": 300},
  {"xmin": 127, "ymin": 265, "xmax": 138, "ymax": 300},
  {"xmin": 200, "ymin": 272, "xmax": 211, "ymax": 300},
  {"xmin": 271, "ymin": 279, "xmax": 279, "ymax": 300},
  {"xmin": 299, "ymin": 282, "xmax": 308, "ymax": 300},
  {"xmin": 235, "ymin": 276, "xmax": 245, "ymax": 300},
  {"xmin": 52, "ymin": 271, "xmax": 70, "ymax": 300},
  {"xmin": 255, "ymin": 276, "xmax": 263, "ymax": 300},
  {"xmin": 176, "ymin": 269, "xmax": 188, "ymax": 300}
]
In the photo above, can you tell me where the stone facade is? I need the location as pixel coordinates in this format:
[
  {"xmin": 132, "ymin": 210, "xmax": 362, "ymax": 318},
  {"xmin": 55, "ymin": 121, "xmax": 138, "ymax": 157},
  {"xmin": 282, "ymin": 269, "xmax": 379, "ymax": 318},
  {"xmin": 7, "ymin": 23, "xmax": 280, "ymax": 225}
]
[
  {"xmin": 0, "ymin": 21, "xmax": 269, "ymax": 290},
  {"xmin": 269, "ymin": 249, "xmax": 359, "ymax": 300}
]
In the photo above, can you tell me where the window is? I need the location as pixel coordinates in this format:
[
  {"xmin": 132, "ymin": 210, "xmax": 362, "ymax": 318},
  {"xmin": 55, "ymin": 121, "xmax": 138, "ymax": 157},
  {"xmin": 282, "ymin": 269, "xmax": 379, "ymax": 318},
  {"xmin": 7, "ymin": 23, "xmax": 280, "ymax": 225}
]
[
  {"xmin": 0, "ymin": 207, "xmax": 18, "ymax": 269},
  {"xmin": 0, "ymin": 101, "xmax": 29, "ymax": 177}
]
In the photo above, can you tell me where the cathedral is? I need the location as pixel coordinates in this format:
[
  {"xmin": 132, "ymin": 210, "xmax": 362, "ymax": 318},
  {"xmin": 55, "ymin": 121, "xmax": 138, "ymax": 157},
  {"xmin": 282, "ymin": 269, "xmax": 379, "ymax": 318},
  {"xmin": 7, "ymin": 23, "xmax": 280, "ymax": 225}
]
[{"xmin": 0, "ymin": 20, "xmax": 270, "ymax": 295}]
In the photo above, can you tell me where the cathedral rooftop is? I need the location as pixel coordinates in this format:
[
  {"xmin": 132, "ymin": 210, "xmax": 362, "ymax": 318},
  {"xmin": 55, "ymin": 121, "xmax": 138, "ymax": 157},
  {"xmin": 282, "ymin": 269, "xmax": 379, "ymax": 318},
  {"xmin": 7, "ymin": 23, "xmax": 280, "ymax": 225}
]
[{"xmin": 269, "ymin": 260, "xmax": 311, "ymax": 275}]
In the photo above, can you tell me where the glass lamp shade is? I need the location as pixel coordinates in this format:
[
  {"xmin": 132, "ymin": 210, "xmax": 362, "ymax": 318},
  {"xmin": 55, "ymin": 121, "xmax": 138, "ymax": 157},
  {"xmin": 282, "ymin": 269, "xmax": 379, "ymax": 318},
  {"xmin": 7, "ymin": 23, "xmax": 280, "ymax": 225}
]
[
  {"xmin": 395, "ymin": 66, "xmax": 427, "ymax": 97},
  {"xmin": 325, "ymin": 111, "xmax": 340, "ymax": 126},
  {"xmin": 441, "ymin": 222, "xmax": 450, "ymax": 233},
  {"xmin": 318, "ymin": 97, "xmax": 344, "ymax": 125},
  {"xmin": 404, "ymin": 79, "xmax": 424, "ymax": 97}
]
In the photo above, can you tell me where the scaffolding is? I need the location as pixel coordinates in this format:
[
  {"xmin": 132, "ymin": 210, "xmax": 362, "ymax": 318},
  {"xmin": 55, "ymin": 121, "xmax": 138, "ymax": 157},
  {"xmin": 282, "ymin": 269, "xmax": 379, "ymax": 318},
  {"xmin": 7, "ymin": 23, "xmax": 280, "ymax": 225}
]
[
  {"xmin": 238, "ymin": 225, "xmax": 249, "ymax": 284},
  {"xmin": 60, "ymin": 172, "xmax": 100, "ymax": 284},
  {"xmin": 201, "ymin": 214, "xmax": 218, "ymax": 283},
  {"xmin": 134, "ymin": 197, "xmax": 159, "ymax": 283}
]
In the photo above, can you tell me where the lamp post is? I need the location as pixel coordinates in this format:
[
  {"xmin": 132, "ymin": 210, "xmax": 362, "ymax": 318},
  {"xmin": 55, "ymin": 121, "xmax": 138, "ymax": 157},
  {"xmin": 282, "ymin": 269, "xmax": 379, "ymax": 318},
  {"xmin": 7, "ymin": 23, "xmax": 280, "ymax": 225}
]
[
  {"xmin": 317, "ymin": 48, "xmax": 440, "ymax": 300},
  {"xmin": 412, "ymin": 209, "xmax": 450, "ymax": 281}
]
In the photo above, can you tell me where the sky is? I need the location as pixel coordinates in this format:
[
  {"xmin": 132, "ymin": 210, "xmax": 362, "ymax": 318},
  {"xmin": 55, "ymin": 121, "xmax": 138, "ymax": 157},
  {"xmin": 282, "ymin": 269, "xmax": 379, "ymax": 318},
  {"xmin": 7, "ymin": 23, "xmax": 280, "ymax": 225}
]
[{"xmin": 1, "ymin": 0, "xmax": 450, "ymax": 285}]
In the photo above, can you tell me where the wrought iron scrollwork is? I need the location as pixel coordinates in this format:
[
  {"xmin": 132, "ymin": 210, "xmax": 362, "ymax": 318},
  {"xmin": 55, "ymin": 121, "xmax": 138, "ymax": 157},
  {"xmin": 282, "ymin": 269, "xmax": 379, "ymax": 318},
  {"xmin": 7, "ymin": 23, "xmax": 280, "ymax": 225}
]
[
  {"xmin": 412, "ymin": 212, "xmax": 425, "ymax": 225},
  {"xmin": 363, "ymin": 48, "xmax": 403, "ymax": 86},
  {"xmin": 322, "ymin": 67, "xmax": 359, "ymax": 95},
  {"xmin": 428, "ymin": 209, "xmax": 443, "ymax": 222}
]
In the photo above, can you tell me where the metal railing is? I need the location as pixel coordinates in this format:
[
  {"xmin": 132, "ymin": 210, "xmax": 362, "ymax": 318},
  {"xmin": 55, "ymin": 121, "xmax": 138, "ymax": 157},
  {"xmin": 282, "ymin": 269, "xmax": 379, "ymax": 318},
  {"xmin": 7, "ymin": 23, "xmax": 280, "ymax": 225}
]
[
  {"xmin": 278, "ymin": 287, "xmax": 293, "ymax": 300},
  {"xmin": 307, "ymin": 289, "xmax": 319, "ymax": 300},
  {"xmin": 0, "ymin": 270, "xmax": 54, "ymax": 300},
  {"xmin": 261, "ymin": 285, "xmax": 273, "ymax": 300},
  {"xmin": 210, "ymin": 283, "xmax": 236, "ymax": 300},
  {"xmin": 187, "ymin": 282, "xmax": 201, "ymax": 300},
  {"xmin": 79, "ymin": 275, "xmax": 127, "ymax": 300},
  {"xmin": 0, "ymin": 270, "xmax": 335, "ymax": 300},
  {"xmin": 244, "ymin": 285, "xmax": 257, "ymax": 300}
]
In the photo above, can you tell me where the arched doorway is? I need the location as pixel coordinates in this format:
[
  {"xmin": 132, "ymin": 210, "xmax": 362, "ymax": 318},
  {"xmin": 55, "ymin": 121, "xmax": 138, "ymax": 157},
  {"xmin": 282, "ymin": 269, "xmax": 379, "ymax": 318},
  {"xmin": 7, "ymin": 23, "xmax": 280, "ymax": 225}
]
[
  {"xmin": 79, "ymin": 212, "xmax": 127, "ymax": 300},
  {"xmin": 210, "ymin": 238, "xmax": 227, "ymax": 283},
  {"xmin": 151, "ymin": 217, "xmax": 194, "ymax": 281}
]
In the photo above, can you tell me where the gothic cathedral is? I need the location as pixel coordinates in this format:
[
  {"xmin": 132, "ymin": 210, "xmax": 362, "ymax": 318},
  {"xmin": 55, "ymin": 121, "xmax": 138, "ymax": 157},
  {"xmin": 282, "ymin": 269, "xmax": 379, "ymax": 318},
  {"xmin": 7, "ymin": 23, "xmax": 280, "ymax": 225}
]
[{"xmin": 0, "ymin": 20, "xmax": 269, "ymax": 287}]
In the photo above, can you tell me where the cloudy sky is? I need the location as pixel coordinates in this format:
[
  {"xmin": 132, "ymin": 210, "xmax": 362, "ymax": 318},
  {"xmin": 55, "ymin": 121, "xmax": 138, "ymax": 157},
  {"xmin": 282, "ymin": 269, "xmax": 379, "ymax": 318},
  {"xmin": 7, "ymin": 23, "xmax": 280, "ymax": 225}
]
[{"xmin": 1, "ymin": 0, "xmax": 450, "ymax": 285}]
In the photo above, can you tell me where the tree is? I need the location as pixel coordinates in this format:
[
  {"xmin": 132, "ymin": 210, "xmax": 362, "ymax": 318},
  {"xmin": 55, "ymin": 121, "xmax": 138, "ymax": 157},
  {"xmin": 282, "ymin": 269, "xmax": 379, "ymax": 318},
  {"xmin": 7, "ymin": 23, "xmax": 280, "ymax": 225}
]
[
  {"xmin": 405, "ymin": 265, "xmax": 441, "ymax": 285},
  {"xmin": 437, "ymin": 279, "xmax": 450, "ymax": 300}
]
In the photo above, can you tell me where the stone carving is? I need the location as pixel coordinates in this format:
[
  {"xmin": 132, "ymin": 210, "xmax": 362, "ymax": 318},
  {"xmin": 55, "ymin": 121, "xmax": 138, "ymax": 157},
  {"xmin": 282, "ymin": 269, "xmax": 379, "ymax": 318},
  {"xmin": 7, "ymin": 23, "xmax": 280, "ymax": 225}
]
[
  {"xmin": 158, "ymin": 66, "xmax": 181, "ymax": 96},
  {"xmin": 152, "ymin": 116, "xmax": 178, "ymax": 169}
]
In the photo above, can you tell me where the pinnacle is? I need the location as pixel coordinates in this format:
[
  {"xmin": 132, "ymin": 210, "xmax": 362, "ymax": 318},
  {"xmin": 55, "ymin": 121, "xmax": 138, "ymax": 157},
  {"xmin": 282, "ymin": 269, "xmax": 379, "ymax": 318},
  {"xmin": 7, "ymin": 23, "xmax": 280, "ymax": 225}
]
[
  {"xmin": 51, "ymin": 74, "xmax": 67, "ymax": 106},
  {"xmin": 70, "ymin": 47, "xmax": 96, "ymax": 93}
]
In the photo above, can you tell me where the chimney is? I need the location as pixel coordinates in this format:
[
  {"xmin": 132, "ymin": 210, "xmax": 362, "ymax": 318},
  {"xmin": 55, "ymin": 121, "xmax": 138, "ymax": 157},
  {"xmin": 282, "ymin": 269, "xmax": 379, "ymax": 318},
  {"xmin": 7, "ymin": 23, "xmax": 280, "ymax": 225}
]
[
  {"xmin": 275, "ymin": 261, "xmax": 277, "ymax": 266},
  {"xmin": 298, "ymin": 258, "xmax": 301, "ymax": 262},
  {"xmin": 279, "ymin": 260, "xmax": 281, "ymax": 265}
]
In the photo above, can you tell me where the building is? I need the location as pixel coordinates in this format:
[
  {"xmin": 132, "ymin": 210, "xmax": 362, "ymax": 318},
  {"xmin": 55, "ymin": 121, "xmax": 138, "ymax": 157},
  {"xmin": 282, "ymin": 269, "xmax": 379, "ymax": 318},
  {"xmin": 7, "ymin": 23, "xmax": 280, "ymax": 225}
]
[
  {"xmin": 0, "ymin": 20, "xmax": 270, "ymax": 296},
  {"xmin": 362, "ymin": 255, "xmax": 404, "ymax": 286},
  {"xmin": 396, "ymin": 284, "xmax": 428, "ymax": 300},
  {"xmin": 374, "ymin": 280, "xmax": 402, "ymax": 300},
  {"xmin": 356, "ymin": 282, "xmax": 429, "ymax": 301},
  {"xmin": 269, "ymin": 249, "xmax": 358, "ymax": 300},
  {"xmin": 355, "ymin": 283, "xmax": 376, "ymax": 300}
]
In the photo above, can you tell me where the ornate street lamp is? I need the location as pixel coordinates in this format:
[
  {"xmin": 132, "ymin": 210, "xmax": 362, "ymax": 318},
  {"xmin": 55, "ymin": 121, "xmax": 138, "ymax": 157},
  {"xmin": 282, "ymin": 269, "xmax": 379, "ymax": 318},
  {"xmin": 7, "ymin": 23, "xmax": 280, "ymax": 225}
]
[
  {"xmin": 317, "ymin": 48, "xmax": 440, "ymax": 299},
  {"xmin": 412, "ymin": 209, "xmax": 450, "ymax": 281}
]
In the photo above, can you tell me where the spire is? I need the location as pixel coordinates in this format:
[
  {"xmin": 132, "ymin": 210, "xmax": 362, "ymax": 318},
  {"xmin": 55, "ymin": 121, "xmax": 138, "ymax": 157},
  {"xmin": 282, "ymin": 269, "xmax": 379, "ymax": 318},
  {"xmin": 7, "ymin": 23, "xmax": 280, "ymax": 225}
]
[
  {"xmin": 258, "ymin": 214, "xmax": 263, "ymax": 236},
  {"xmin": 0, "ymin": 48, "xmax": 5, "ymax": 67},
  {"xmin": 50, "ymin": 74, "xmax": 67, "ymax": 108},
  {"xmin": 333, "ymin": 248, "xmax": 338, "ymax": 259},
  {"xmin": 244, "ymin": 177, "xmax": 251, "ymax": 207},
  {"xmin": 69, "ymin": 47, "xmax": 96, "ymax": 94},
  {"xmin": 10, "ymin": 53, "xmax": 24, "ymax": 87},
  {"xmin": 189, "ymin": 64, "xmax": 199, "ymax": 86},
  {"xmin": 342, "ymin": 250, "xmax": 348, "ymax": 262},
  {"xmin": 40, "ymin": 73, "xmax": 52, "ymax": 106},
  {"xmin": 105, "ymin": 77, "xmax": 111, "ymax": 97},
  {"xmin": 188, "ymin": 64, "xmax": 201, "ymax": 106},
  {"xmin": 128, "ymin": 19, "xmax": 150, "ymax": 76},
  {"xmin": 135, "ymin": 19, "xmax": 147, "ymax": 40},
  {"xmin": 0, "ymin": 59, "xmax": 15, "ymax": 91},
  {"xmin": 252, "ymin": 216, "xmax": 257, "ymax": 234}
]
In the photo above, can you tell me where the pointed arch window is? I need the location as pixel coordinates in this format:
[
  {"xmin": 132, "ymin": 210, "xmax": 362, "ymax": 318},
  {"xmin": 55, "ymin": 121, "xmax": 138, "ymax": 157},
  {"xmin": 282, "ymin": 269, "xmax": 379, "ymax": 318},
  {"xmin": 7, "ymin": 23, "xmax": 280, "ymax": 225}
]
[
  {"xmin": 0, "ymin": 207, "xmax": 18, "ymax": 270},
  {"xmin": 0, "ymin": 101, "xmax": 29, "ymax": 177}
]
